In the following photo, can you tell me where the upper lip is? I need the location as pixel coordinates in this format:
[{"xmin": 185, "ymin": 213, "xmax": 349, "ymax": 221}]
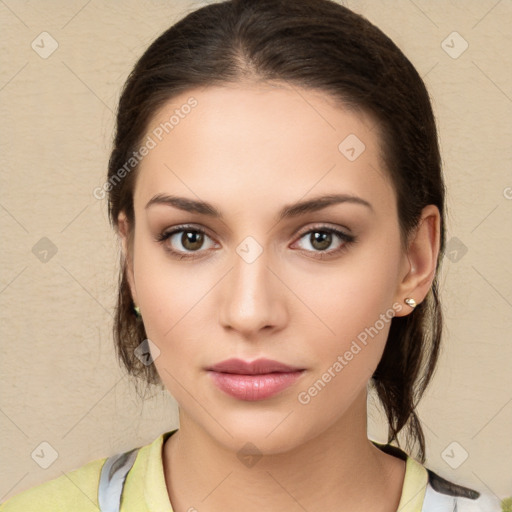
[{"xmin": 207, "ymin": 358, "xmax": 304, "ymax": 375}]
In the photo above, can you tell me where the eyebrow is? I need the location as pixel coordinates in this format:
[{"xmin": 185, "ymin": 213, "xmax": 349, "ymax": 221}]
[{"xmin": 145, "ymin": 193, "xmax": 373, "ymax": 221}]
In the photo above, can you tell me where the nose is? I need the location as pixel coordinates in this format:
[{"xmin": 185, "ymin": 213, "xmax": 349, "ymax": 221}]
[{"xmin": 218, "ymin": 242, "xmax": 287, "ymax": 339}]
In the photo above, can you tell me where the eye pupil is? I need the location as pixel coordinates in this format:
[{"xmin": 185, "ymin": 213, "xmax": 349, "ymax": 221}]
[
  {"xmin": 183, "ymin": 231, "xmax": 204, "ymax": 251},
  {"xmin": 311, "ymin": 231, "xmax": 332, "ymax": 250}
]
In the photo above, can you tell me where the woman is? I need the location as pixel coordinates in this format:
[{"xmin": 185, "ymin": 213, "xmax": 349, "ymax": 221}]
[{"xmin": 0, "ymin": 0, "xmax": 503, "ymax": 510}]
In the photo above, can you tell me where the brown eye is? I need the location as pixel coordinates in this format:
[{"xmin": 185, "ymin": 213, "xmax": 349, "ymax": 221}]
[
  {"xmin": 180, "ymin": 231, "xmax": 205, "ymax": 251},
  {"xmin": 309, "ymin": 231, "xmax": 333, "ymax": 251},
  {"xmin": 156, "ymin": 226, "xmax": 217, "ymax": 258},
  {"xmin": 293, "ymin": 225, "xmax": 355, "ymax": 258}
]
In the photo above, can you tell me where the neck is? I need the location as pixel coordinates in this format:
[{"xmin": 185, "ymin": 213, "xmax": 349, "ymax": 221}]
[{"xmin": 163, "ymin": 389, "xmax": 405, "ymax": 512}]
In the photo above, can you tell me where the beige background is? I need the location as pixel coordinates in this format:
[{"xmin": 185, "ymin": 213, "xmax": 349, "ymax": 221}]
[{"xmin": 1, "ymin": 0, "xmax": 511, "ymax": 503}]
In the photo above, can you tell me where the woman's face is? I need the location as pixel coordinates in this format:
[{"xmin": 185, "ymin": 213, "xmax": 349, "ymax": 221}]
[{"xmin": 122, "ymin": 82, "xmax": 413, "ymax": 453}]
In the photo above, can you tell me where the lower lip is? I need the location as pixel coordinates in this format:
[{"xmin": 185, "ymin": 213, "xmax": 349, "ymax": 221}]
[{"xmin": 208, "ymin": 371, "xmax": 305, "ymax": 401}]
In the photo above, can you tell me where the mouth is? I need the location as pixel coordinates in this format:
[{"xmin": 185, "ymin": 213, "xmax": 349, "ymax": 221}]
[{"xmin": 206, "ymin": 358, "xmax": 306, "ymax": 401}]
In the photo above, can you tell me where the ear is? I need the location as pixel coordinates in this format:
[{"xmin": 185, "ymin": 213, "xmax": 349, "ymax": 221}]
[
  {"xmin": 394, "ymin": 204, "xmax": 441, "ymax": 317},
  {"xmin": 117, "ymin": 211, "xmax": 138, "ymax": 306}
]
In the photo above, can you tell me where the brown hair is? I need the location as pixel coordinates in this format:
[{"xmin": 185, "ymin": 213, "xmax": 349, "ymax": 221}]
[{"xmin": 107, "ymin": 0, "xmax": 445, "ymax": 463}]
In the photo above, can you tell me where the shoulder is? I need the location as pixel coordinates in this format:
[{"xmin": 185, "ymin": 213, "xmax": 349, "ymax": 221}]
[
  {"xmin": 0, "ymin": 456, "xmax": 107, "ymax": 512},
  {"xmin": 0, "ymin": 430, "xmax": 175, "ymax": 512},
  {"xmin": 373, "ymin": 440, "xmax": 504, "ymax": 512},
  {"xmin": 423, "ymin": 468, "xmax": 503, "ymax": 512}
]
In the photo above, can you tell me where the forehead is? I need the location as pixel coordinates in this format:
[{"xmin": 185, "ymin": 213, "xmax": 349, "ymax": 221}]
[{"xmin": 134, "ymin": 83, "xmax": 395, "ymax": 215}]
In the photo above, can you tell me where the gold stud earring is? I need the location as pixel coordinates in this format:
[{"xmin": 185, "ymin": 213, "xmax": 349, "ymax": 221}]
[
  {"xmin": 404, "ymin": 298, "xmax": 417, "ymax": 309},
  {"xmin": 134, "ymin": 305, "xmax": 141, "ymax": 317}
]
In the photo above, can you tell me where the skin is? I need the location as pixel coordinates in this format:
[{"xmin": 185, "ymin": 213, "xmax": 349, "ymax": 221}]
[{"xmin": 118, "ymin": 82, "xmax": 441, "ymax": 512}]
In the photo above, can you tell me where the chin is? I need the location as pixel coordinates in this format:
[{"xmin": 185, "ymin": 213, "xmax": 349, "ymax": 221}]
[{"xmin": 203, "ymin": 413, "xmax": 313, "ymax": 458}]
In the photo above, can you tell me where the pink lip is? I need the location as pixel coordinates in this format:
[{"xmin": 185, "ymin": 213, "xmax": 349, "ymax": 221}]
[
  {"xmin": 207, "ymin": 357, "xmax": 303, "ymax": 374},
  {"xmin": 206, "ymin": 358, "xmax": 305, "ymax": 401}
]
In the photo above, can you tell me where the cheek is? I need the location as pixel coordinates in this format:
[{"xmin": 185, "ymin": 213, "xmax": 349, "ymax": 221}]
[
  {"xmin": 291, "ymin": 233, "xmax": 402, "ymax": 394},
  {"xmin": 132, "ymin": 230, "xmax": 203, "ymax": 331},
  {"xmin": 293, "ymin": 236, "xmax": 402, "ymax": 347},
  {"xmin": 133, "ymin": 257, "xmax": 209, "ymax": 400},
  {"xmin": 131, "ymin": 234, "xmax": 221, "ymax": 385},
  {"xmin": 293, "ymin": 284, "xmax": 397, "ymax": 428}
]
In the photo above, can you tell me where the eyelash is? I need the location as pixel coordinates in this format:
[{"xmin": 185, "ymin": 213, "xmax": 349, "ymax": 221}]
[{"xmin": 155, "ymin": 224, "xmax": 356, "ymax": 260}]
